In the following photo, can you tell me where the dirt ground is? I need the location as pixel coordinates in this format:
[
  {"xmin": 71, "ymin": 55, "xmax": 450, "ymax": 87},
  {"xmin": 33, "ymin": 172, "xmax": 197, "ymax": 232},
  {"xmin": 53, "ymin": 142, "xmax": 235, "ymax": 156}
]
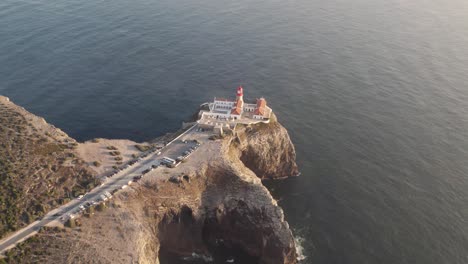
[{"xmin": 76, "ymin": 139, "xmax": 148, "ymax": 175}]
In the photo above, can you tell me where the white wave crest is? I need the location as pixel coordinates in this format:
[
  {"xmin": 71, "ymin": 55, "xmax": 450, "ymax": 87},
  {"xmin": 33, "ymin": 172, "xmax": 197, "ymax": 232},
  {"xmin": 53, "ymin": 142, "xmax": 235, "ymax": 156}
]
[{"xmin": 295, "ymin": 235, "xmax": 307, "ymax": 261}]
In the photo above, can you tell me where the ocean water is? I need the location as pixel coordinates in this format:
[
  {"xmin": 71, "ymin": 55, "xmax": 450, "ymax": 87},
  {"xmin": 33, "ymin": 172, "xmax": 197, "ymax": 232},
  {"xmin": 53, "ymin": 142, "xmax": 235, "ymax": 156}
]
[{"xmin": 1, "ymin": 0, "xmax": 468, "ymax": 263}]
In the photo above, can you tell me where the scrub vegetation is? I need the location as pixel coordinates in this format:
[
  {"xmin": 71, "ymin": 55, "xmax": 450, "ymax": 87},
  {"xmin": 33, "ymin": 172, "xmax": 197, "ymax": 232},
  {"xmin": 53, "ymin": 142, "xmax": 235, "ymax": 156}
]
[
  {"xmin": 2, "ymin": 227, "xmax": 68, "ymax": 263},
  {"xmin": 0, "ymin": 99, "xmax": 96, "ymax": 239},
  {"xmin": 135, "ymin": 144, "xmax": 151, "ymax": 152}
]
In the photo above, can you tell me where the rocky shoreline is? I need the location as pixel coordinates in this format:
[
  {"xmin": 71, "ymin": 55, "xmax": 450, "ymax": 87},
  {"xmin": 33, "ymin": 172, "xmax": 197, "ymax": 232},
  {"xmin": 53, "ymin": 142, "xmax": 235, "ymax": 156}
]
[{"xmin": 1, "ymin": 96, "xmax": 300, "ymax": 264}]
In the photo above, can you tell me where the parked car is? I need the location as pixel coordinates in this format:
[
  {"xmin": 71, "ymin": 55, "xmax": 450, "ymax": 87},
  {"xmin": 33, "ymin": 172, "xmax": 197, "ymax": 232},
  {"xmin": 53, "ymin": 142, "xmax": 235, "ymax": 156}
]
[{"xmin": 151, "ymin": 164, "xmax": 159, "ymax": 169}]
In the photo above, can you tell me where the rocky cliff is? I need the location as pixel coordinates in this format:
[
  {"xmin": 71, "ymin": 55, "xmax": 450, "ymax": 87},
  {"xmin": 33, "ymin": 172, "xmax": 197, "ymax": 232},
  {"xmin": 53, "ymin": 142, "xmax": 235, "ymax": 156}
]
[
  {"xmin": 152, "ymin": 117, "xmax": 299, "ymax": 263},
  {"xmin": 4, "ymin": 113, "xmax": 300, "ymax": 264},
  {"xmin": 234, "ymin": 114, "xmax": 300, "ymax": 179}
]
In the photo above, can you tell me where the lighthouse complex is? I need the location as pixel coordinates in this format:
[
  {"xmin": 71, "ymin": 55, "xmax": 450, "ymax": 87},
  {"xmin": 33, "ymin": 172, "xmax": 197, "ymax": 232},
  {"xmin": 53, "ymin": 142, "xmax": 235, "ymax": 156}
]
[{"xmin": 198, "ymin": 86, "xmax": 273, "ymax": 133}]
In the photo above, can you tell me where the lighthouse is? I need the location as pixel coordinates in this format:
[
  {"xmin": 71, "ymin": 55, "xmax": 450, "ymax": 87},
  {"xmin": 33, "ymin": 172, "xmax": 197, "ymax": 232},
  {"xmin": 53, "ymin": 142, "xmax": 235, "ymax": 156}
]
[
  {"xmin": 236, "ymin": 86, "xmax": 244, "ymax": 102},
  {"xmin": 230, "ymin": 86, "xmax": 244, "ymax": 116},
  {"xmin": 203, "ymin": 85, "xmax": 272, "ymax": 124}
]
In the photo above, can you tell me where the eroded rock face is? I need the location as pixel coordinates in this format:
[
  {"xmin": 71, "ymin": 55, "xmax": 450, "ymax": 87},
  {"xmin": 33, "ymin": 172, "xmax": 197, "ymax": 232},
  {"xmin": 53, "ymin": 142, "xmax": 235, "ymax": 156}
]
[
  {"xmin": 202, "ymin": 199, "xmax": 296, "ymax": 264},
  {"xmin": 6, "ymin": 115, "xmax": 300, "ymax": 264},
  {"xmin": 235, "ymin": 117, "xmax": 300, "ymax": 179},
  {"xmin": 153, "ymin": 161, "xmax": 297, "ymax": 264},
  {"xmin": 153, "ymin": 119, "xmax": 299, "ymax": 263}
]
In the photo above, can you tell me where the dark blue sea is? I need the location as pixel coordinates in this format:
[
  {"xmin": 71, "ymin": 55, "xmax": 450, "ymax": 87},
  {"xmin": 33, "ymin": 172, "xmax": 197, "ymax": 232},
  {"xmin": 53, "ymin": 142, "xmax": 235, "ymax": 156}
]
[{"xmin": 1, "ymin": 0, "xmax": 468, "ymax": 263}]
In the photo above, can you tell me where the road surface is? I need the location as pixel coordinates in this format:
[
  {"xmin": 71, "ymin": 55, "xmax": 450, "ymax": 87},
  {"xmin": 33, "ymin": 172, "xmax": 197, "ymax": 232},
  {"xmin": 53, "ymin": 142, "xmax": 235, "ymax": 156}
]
[{"xmin": 0, "ymin": 124, "xmax": 200, "ymax": 255}]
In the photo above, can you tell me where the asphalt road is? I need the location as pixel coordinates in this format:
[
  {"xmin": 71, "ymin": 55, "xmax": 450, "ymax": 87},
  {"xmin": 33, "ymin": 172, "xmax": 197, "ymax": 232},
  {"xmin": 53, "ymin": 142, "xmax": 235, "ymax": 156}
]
[{"xmin": 0, "ymin": 124, "xmax": 199, "ymax": 255}]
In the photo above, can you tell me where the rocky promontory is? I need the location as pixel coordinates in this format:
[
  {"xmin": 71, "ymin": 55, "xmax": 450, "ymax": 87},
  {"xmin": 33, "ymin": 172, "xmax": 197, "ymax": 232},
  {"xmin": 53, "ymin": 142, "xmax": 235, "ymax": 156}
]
[
  {"xmin": 234, "ymin": 114, "xmax": 299, "ymax": 180},
  {"xmin": 151, "ymin": 118, "xmax": 299, "ymax": 263},
  {"xmin": 2, "ymin": 99, "xmax": 300, "ymax": 264}
]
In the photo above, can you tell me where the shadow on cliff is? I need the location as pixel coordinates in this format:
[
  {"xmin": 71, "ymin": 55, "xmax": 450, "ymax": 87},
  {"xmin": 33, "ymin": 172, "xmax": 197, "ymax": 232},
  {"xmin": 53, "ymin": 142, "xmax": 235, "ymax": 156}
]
[
  {"xmin": 157, "ymin": 162, "xmax": 296, "ymax": 264},
  {"xmin": 156, "ymin": 118, "xmax": 299, "ymax": 264},
  {"xmin": 157, "ymin": 167, "xmax": 262, "ymax": 264}
]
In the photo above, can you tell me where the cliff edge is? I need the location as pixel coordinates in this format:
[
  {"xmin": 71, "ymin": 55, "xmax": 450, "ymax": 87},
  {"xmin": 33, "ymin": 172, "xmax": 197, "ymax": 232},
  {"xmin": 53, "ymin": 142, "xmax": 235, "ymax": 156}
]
[
  {"xmin": 0, "ymin": 96, "xmax": 96, "ymax": 240},
  {"xmin": 234, "ymin": 114, "xmax": 299, "ymax": 179},
  {"xmin": 4, "ymin": 108, "xmax": 300, "ymax": 264}
]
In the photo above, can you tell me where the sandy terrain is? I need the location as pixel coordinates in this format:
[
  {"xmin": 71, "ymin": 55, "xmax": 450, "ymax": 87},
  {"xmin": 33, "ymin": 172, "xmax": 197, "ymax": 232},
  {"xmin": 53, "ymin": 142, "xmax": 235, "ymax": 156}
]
[{"xmin": 76, "ymin": 139, "xmax": 148, "ymax": 175}]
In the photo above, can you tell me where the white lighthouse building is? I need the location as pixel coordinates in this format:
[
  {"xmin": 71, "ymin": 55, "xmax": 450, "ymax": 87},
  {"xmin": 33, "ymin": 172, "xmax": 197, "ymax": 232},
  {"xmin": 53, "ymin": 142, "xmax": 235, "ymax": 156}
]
[{"xmin": 201, "ymin": 86, "xmax": 272, "ymax": 121}]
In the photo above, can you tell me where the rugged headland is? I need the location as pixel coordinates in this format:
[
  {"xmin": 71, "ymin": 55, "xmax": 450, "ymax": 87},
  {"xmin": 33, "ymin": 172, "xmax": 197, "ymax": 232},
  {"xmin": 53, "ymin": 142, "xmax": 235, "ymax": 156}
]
[{"xmin": 1, "ymin": 96, "xmax": 300, "ymax": 264}]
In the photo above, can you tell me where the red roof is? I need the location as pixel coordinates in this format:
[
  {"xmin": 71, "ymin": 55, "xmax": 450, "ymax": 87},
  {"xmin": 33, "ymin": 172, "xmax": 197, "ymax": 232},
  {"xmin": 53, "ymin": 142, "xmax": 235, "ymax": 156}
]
[
  {"xmin": 231, "ymin": 99, "xmax": 243, "ymax": 115},
  {"xmin": 254, "ymin": 98, "xmax": 267, "ymax": 116},
  {"xmin": 231, "ymin": 107, "xmax": 242, "ymax": 115},
  {"xmin": 256, "ymin": 98, "xmax": 266, "ymax": 108},
  {"xmin": 254, "ymin": 108, "xmax": 265, "ymax": 115},
  {"xmin": 234, "ymin": 98, "xmax": 244, "ymax": 107}
]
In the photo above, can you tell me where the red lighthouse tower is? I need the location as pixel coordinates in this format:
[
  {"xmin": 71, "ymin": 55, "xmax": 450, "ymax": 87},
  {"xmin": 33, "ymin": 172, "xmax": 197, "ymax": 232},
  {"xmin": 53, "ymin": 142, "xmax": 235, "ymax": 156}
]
[
  {"xmin": 231, "ymin": 86, "xmax": 245, "ymax": 116},
  {"xmin": 236, "ymin": 86, "xmax": 244, "ymax": 102}
]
